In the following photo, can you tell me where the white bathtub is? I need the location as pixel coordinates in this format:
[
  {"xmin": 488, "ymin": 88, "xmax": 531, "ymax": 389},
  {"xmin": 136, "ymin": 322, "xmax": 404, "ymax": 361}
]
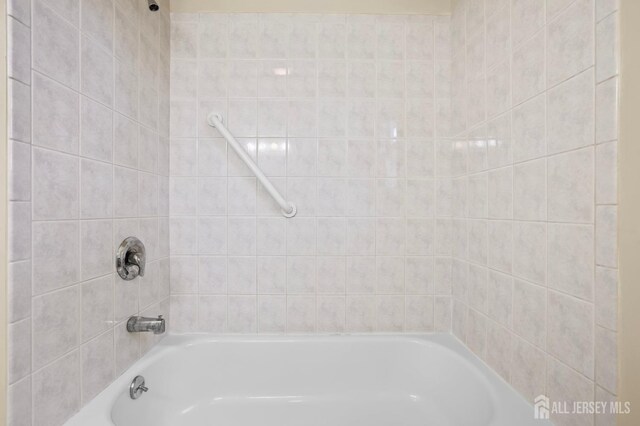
[{"xmin": 66, "ymin": 334, "xmax": 551, "ymax": 426}]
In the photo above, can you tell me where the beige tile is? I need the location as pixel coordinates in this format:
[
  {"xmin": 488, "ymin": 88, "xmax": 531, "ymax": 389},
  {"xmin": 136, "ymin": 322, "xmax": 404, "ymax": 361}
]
[
  {"xmin": 511, "ymin": 336, "xmax": 547, "ymax": 402},
  {"xmin": 487, "ymin": 270, "xmax": 513, "ymax": 327},
  {"xmin": 595, "ymin": 385, "xmax": 617, "ymax": 426},
  {"xmin": 8, "ymin": 260, "xmax": 31, "ymax": 322},
  {"xmin": 596, "ymin": 78, "xmax": 619, "ymax": 143},
  {"xmin": 512, "ymin": 94, "xmax": 546, "ymax": 162},
  {"xmin": 596, "ymin": 0, "xmax": 619, "ymax": 21},
  {"xmin": 33, "ymin": 0, "xmax": 80, "ymax": 89},
  {"xmin": 317, "ymin": 296, "xmax": 346, "ymax": 333},
  {"xmin": 198, "ymin": 295, "xmax": 228, "ymax": 332},
  {"xmin": 514, "ymin": 159, "xmax": 546, "ymax": 221},
  {"xmin": 33, "ymin": 350, "xmax": 80, "ymax": 426},
  {"xmin": 32, "ymin": 286, "xmax": 80, "ymax": 370},
  {"xmin": 596, "ymin": 206, "xmax": 618, "ymax": 268},
  {"xmin": 547, "ymin": 148, "xmax": 594, "ymax": 223},
  {"xmin": 33, "ymin": 148, "xmax": 79, "ymax": 220},
  {"xmin": 8, "ymin": 79, "xmax": 30, "ymax": 144},
  {"xmin": 466, "ymin": 308, "xmax": 487, "ymax": 358},
  {"xmin": 82, "ymin": 0, "xmax": 114, "ymax": 51},
  {"xmin": 513, "ymin": 221, "xmax": 546, "ymax": 285},
  {"xmin": 512, "ymin": 31, "xmax": 545, "ymax": 104},
  {"xmin": 81, "ymin": 330, "xmax": 115, "ymax": 403},
  {"xmin": 513, "ymin": 279, "xmax": 546, "ymax": 348},
  {"xmin": 433, "ymin": 296, "xmax": 452, "ymax": 331},
  {"xmin": 596, "ymin": 12, "xmax": 619, "ymax": 82},
  {"xmin": 114, "ymin": 319, "xmax": 140, "ymax": 374},
  {"xmin": 81, "ymin": 35, "xmax": 114, "ymax": 106},
  {"xmin": 488, "ymin": 167, "xmax": 513, "ymax": 219},
  {"xmin": 546, "ymin": 0, "xmax": 594, "ymax": 87},
  {"xmin": 33, "ymin": 221, "xmax": 80, "ymax": 295},
  {"xmin": 80, "ymin": 97, "xmax": 113, "ymax": 162},
  {"xmin": 595, "ymin": 326, "xmax": 617, "ymax": 394},
  {"xmin": 8, "ymin": 16, "xmax": 31, "ymax": 84},
  {"xmin": 8, "ymin": 202, "xmax": 31, "ymax": 262},
  {"xmin": 548, "ymin": 291, "xmax": 595, "ymax": 379},
  {"xmin": 346, "ymin": 295, "xmax": 376, "ymax": 332},
  {"xmin": 547, "ymin": 356, "xmax": 595, "ymax": 426},
  {"xmin": 548, "ymin": 223, "xmax": 595, "ymax": 300},
  {"xmin": 595, "ymin": 266, "xmax": 618, "ymax": 330},
  {"xmin": 375, "ymin": 295, "xmax": 405, "ymax": 332},
  {"xmin": 488, "ymin": 220, "xmax": 513, "ymax": 273},
  {"xmin": 547, "ymin": 70, "xmax": 594, "ymax": 155},
  {"xmin": 8, "ymin": 0, "xmax": 30, "ymax": 24},
  {"xmin": 8, "ymin": 318, "xmax": 31, "ymax": 384},
  {"xmin": 486, "ymin": 321, "xmax": 512, "ymax": 381},
  {"xmin": 80, "ymin": 159, "xmax": 113, "ymax": 219},
  {"xmin": 257, "ymin": 295, "xmax": 285, "ymax": 333},
  {"xmin": 227, "ymin": 296, "xmax": 257, "ymax": 333},
  {"xmin": 596, "ymin": 141, "xmax": 618, "ymax": 205},
  {"xmin": 512, "ymin": 0, "xmax": 545, "ymax": 47},
  {"xmin": 81, "ymin": 275, "xmax": 114, "ymax": 342},
  {"xmin": 8, "ymin": 376, "xmax": 31, "ymax": 426}
]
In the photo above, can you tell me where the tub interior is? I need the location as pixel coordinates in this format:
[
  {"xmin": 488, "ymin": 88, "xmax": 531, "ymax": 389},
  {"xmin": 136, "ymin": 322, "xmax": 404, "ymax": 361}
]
[{"xmin": 110, "ymin": 338, "xmax": 496, "ymax": 426}]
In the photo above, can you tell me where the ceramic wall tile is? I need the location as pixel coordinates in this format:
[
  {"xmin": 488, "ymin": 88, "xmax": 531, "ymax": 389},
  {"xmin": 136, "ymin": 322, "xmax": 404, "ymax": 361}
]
[
  {"xmin": 7, "ymin": 5, "xmax": 171, "ymax": 423},
  {"xmin": 452, "ymin": 0, "xmax": 616, "ymax": 403}
]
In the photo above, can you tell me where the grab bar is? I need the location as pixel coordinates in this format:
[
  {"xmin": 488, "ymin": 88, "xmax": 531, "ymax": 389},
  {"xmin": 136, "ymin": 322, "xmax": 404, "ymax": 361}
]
[{"xmin": 207, "ymin": 113, "xmax": 297, "ymax": 218}]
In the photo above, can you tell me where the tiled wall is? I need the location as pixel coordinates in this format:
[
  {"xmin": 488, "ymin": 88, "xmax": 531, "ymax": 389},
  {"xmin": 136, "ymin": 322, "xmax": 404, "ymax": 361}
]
[
  {"xmin": 449, "ymin": 0, "xmax": 619, "ymax": 425},
  {"xmin": 169, "ymin": 12, "xmax": 454, "ymax": 333},
  {"xmin": 5, "ymin": 1, "xmax": 620, "ymax": 424},
  {"xmin": 6, "ymin": 0, "xmax": 171, "ymax": 425}
]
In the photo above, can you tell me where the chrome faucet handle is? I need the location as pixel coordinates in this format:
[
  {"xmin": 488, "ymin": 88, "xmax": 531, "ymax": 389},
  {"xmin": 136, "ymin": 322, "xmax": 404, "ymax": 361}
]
[
  {"xmin": 116, "ymin": 237, "xmax": 146, "ymax": 280},
  {"xmin": 127, "ymin": 252, "xmax": 145, "ymax": 277}
]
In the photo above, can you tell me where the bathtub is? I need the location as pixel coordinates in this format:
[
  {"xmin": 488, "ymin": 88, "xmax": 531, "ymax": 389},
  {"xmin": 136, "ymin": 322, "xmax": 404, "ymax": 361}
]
[{"xmin": 66, "ymin": 334, "xmax": 551, "ymax": 426}]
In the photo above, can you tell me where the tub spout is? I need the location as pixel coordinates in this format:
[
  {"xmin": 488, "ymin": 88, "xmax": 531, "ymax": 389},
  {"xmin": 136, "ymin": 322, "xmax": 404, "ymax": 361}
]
[{"xmin": 127, "ymin": 315, "xmax": 165, "ymax": 334}]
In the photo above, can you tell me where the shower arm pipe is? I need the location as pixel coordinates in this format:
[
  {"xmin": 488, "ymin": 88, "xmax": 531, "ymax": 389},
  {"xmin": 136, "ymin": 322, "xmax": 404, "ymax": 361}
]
[{"xmin": 207, "ymin": 113, "xmax": 297, "ymax": 218}]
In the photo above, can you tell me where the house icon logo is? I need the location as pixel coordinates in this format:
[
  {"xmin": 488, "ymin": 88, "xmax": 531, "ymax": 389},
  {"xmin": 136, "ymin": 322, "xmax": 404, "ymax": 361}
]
[{"xmin": 534, "ymin": 395, "xmax": 550, "ymax": 420}]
